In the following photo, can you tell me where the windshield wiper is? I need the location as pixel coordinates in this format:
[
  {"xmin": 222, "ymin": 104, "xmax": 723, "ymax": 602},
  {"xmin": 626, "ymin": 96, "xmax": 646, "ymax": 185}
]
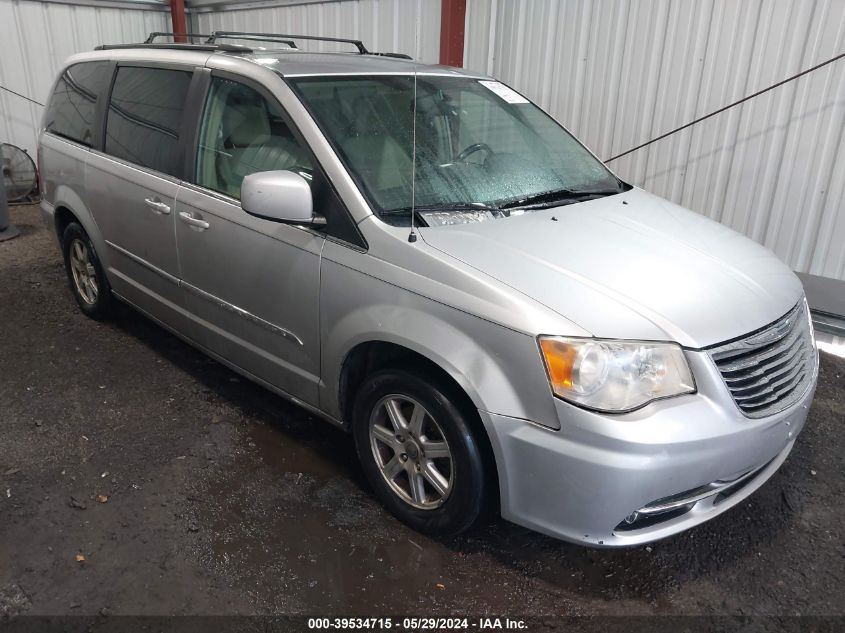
[
  {"xmin": 501, "ymin": 188, "xmax": 622, "ymax": 210},
  {"xmin": 382, "ymin": 202, "xmax": 500, "ymax": 216}
]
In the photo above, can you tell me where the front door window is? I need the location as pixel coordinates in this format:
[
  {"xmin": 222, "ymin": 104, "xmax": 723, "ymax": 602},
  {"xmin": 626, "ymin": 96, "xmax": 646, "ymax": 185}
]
[{"xmin": 195, "ymin": 77, "xmax": 313, "ymax": 199}]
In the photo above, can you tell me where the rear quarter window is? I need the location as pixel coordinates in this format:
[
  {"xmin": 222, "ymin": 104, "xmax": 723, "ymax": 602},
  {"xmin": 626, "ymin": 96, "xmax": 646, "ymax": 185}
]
[
  {"xmin": 44, "ymin": 61, "xmax": 112, "ymax": 147},
  {"xmin": 105, "ymin": 66, "xmax": 192, "ymax": 178}
]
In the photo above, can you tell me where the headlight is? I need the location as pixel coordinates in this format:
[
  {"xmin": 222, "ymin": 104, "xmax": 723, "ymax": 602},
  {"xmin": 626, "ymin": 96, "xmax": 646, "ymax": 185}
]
[{"xmin": 538, "ymin": 336, "xmax": 695, "ymax": 412}]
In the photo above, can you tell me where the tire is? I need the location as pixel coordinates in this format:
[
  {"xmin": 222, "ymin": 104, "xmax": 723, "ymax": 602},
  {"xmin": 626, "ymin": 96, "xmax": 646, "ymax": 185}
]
[
  {"xmin": 61, "ymin": 222, "xmax": 114, "ymax": 320},
  {"xmin": 352, "ymin": 368, "xmax": 488, "ymax": 537}
]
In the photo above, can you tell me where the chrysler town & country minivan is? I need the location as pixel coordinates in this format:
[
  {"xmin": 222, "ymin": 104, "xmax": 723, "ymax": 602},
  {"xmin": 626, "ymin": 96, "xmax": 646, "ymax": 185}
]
[{"xmin": 38, "ymin": 33, "xmax": 818, "ymax": 546}]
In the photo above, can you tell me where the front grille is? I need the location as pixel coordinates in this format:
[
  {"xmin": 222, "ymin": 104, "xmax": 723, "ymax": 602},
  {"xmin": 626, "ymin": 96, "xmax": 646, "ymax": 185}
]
[{"xmin": 708, "ymin": 300, "xmax": 816, "ymax": 418}]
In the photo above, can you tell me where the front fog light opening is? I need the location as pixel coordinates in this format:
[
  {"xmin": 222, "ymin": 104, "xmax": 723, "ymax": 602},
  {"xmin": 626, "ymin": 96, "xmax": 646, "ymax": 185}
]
[{"xmin": 614, "ymin": 504, "xmax": 694, "ymax": 532}]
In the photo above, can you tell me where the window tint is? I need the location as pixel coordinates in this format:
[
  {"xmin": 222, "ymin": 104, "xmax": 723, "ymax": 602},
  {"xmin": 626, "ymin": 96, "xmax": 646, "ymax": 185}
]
[
  {"xmin": 105, "ymin": 66, "xmax": 192, "ymax": 177},
  {"xmin": 44, "ymin": 62, "xmax": 112, "ymax": 147},
  {"xmin": 196, "ymin": 77, "xmax": 312, "ymax": 199}
]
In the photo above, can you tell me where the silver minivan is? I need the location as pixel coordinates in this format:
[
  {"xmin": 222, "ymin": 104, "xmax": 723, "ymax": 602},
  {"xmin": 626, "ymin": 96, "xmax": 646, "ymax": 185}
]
[{"xmin": 38, "ymin": 33, "xmax": 818, "ymax": 547}]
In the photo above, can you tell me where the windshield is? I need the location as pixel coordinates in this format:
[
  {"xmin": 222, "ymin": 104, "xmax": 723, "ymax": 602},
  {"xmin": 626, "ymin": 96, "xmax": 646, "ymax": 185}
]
[{"xmin": 290, "ymin": 75, "xmax": 624, "ymax": 224}]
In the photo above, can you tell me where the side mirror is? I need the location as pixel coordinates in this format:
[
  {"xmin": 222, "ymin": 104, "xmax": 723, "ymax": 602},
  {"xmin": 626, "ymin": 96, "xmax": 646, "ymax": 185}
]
[{"xmin": 241, "ymin": 170, "xmax": 325, "ymax": 226}]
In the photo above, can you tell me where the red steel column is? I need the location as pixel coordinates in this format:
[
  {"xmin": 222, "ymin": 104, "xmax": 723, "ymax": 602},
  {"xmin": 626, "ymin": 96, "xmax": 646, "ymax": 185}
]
[
  {"xmin": 170, "ymin": 0, "xmax": 188, "ymax": 42},
  {"xmin": 439, "ymin": 0, "xmax": 466, "ymax": 67}
]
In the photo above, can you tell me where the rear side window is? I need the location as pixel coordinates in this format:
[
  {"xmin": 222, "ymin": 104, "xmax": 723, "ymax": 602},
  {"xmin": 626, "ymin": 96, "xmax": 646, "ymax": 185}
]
[
  {"xmin": 44, "ymin": 62, "xmax": 112, "ymax": 147},
  {"xmin": 105, "ymin": 66, "xmax": 192, "ymax": 177}
]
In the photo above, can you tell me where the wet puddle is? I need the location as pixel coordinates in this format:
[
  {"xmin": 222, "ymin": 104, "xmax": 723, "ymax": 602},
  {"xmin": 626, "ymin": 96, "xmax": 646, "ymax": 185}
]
[
  {"xmin": 190, "ymin": 408, "xmax": 682, "ymax": 614},
  {"xmin": 196, "ymin": 417, "xmax": 464, "ymax": 612}
]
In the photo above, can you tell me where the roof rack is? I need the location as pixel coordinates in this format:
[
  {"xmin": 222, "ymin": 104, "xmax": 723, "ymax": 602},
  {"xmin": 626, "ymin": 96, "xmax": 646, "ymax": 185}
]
[
  {"xmin": 95, "ymin": 42, "xmax": 251, "ymax": 53},
  {"xmin": 144, "ymin": 32, "xmax": 214, "ymax": 44},
  {"xmin": 207, "ymin": 31, "xmax": 369, "ymax": 54},
  {"xmin": 97, "ymin": 32, "xmax": 413, "ymax": 60},
  {"xmin": 205, "ymin": 33, "xmax": 297, "ymax": 49}
]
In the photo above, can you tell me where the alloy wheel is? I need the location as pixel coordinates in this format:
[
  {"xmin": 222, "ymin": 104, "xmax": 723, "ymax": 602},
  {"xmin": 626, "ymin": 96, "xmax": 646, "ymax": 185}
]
[
  {"xmin": 69, "ymin": 238, "xmax": 98, "ymax": 305},
  {"xmin": 368, "ymin": 394, "xmax": 454, "ymax": 509}
]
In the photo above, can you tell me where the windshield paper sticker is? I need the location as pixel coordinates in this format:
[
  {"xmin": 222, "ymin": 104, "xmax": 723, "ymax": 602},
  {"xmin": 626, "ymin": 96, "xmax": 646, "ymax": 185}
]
[{"xmin": 479, "ymin": 81, "xmax": 529, "ymax": 104}]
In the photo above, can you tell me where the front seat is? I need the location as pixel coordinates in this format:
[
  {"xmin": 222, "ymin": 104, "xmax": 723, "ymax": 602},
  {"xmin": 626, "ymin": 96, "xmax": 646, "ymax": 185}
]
[
  {"xmin": 219, "ymin": 101, "xmax": 306, "ymax": 198},
  {"xmin": 340, "ymin": 97, "xmax": 413, "ymax": 195}
]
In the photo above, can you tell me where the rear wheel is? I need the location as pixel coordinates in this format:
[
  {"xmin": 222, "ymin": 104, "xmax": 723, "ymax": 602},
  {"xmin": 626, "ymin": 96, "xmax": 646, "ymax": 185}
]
[
  {"xmin": 61, "ymin": 222, "xmax": 114, "ymax": 320},
  {"xmin": 352, "ymin": 368, "xmax": 487, "ymax": 536}
]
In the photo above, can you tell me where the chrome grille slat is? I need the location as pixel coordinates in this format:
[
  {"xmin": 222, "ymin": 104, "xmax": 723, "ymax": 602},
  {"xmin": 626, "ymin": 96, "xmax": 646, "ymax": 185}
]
[
  {"xmin": 731, "ymin": 372, "xmax": 805, "ymax": 406},
  {"xmin": 727, "ymin": 353, "xmax": 806, "ymax": 397},
  {"xmin": 716, "ymin": 323, "xmax": 804, "ymax": 373},
  {"xmin": 723, "ymin": 339, "xmax": 803, "ymax": 384},
  {"xmin": 720, "ymin": 325, "xmax": 804, "ymax": 372},
  {"xmin": 710, "ymin": 321, "xmax": 795, "ymax": 363},
  {"xmin": 709, "ymin": 303, "xmax": 802, "ymax": 360},
  {"xmin": 741, "ymin": 377, "xmax": 804, "ymax": 412},
  {"xmin": 731, "ymin": 360, "xmax": 807, "ymax": 402},
  {"xmin": 708, "ymin": 301, "xmax": 816, "ymax": 418}
]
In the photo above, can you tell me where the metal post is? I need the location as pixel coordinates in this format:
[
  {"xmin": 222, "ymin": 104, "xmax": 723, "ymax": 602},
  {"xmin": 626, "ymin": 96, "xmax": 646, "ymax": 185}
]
[
  {"xmin": 0, "ymin": 145, "xmax": 20, "ymax": 242},
  {"xmin": 439, "ymin": 0, "xmax": 467, "ymax": 67},
  {"xmin": 170, "ymin": 0, "xmax": 188, "ymax": 43}
]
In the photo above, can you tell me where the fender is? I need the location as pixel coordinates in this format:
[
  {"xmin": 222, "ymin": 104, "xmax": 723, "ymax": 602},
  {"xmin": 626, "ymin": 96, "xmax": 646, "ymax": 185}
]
[{"xmin": 318, "ymin": 256, "xmax": 561, "ymax": 430}]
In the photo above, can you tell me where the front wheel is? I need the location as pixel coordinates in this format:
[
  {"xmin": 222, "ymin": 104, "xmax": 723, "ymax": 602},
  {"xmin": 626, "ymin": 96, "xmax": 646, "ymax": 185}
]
[{"xmin": 352, "ymin": 369, "xmax": 488, "ymax": 537}]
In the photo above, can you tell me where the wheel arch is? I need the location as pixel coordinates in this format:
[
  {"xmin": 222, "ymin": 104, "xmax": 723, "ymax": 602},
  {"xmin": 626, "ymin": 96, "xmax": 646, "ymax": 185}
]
[
  {"xmin": 51, "ymin": 187, "xmax": 109, "ymax": 270},
  {"xmin": 54, "ymin": 205, "xmax": 80, "ymax": 243},
  {"xmin": 51, "ymin": 187, "xmax": 100, "ymax": 240},
  {"xmin": 339, "ymin": 338, "xmax": 500, "ymax": 514},
  {"xmin": 338, "ymin": 340, "xmax": 481, "ymax": 428}
]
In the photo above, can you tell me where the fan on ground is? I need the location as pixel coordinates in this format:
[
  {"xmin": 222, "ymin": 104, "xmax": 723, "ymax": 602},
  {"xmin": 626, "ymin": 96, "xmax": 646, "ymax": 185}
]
[{"xmin": 1, "ymin": 143, "xmax": 37, "ymax": 202}]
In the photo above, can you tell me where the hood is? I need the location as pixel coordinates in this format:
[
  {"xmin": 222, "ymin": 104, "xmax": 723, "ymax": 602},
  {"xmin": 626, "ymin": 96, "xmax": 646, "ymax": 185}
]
[{"xmin": 419, "ymin": 188, "xmax": 803, "ymax": 348}]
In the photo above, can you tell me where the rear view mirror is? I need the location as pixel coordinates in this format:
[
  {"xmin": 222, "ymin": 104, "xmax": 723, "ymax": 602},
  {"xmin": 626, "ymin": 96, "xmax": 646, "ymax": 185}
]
[{"xmin": 241, "ymin": 170, "xmax": 325, "ymax": 226}]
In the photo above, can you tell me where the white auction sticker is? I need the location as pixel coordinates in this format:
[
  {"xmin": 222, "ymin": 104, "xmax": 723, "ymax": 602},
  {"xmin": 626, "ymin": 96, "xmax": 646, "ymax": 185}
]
[{"xmin": 478, "ymin": 80, "xmax": 529, "ymax": 104}]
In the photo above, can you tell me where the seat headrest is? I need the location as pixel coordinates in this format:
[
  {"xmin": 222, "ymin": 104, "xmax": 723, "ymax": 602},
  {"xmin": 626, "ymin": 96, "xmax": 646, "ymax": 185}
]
[
  {"xmin": 352, "ymin": 97, "xmax": 384, "ymax": 137},
  {"xmin": 223, "ymin": 101, "xmax": 270, "ymax": 147}
]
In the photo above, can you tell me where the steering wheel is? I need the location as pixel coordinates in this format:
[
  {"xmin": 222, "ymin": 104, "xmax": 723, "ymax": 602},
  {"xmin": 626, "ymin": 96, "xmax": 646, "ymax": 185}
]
[{"xmin": 455, "ymin": 142, "xmax": 494, "ymax": 163}]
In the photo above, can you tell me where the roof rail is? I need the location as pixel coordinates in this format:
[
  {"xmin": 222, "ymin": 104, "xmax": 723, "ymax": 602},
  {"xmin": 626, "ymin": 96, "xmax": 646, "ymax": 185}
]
[
  {"xmin": 99, "ymin": 31, "xmax": 411, "ymax": 60},
  {"xmin": 144, "ymin": 32, "xmax": 213, "ymax": 44},
  {"xmin": 95, "ymin": 43, "xmax": 252, "ymax": 54},
  {"xmin": 370, "ymin": 52, "xmax": 413, "ymax": 60},
  {"xmin": 207, "ymin": 31, "xmax": 369, "ymax": 54},
  {"xmin": 204, "ymin": 32, "xmax": 297, "ymax": 49}
]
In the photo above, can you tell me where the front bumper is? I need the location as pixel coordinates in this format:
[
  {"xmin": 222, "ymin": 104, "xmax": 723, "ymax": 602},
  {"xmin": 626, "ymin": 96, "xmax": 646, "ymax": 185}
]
[{"xmin": 481, "ymin": 349, "xmax": 818, "ymax": 547}]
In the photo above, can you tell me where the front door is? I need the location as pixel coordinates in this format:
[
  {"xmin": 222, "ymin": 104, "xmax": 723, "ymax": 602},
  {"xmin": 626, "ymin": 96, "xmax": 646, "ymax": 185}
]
[
  {"xmin": 85, "ymin": 64, "xmax": 195, "ymax": 332},
  {"xmin": 174, "ymin": 75, "xmax": 324, "ymax": 405}
]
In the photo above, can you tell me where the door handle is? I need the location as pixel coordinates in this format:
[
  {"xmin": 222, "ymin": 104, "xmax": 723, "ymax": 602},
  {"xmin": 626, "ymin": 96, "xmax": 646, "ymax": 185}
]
[
  {"xmin": 179, "ymin": 211, "xmax": 210, "ymax": 231},
  {"xmin": 144, "ymin": 198, "xmax": 171, "ymax": 215}
]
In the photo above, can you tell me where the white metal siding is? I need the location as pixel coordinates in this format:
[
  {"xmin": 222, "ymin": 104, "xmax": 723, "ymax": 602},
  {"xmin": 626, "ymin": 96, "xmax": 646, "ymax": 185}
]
[
  {"xmin": 0, "ymin": 0, "xmax": 168, "ymax": 157},
  {"xmin": 465, "ymin": 0, "xmax": 845, "ymax": 281},
  {"xmin": 193, "ymin": 0, "xmax": 441, "ymax": 62}
]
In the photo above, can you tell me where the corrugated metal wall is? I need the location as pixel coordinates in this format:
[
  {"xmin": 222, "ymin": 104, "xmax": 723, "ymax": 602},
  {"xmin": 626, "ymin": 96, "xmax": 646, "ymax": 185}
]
[
  {"xmin": 0, "ymin": 0, "xmax": 168, "ymax": 157},
  {"xmin": 465, "ymin": 0, "xmax": 845, "ymax": 281},
  {"xmin": 193, "ymin": 0, "xmax": 441, "ymax": 62},
  {"xmin": 3, "ymin": 0, "xmax": 843, "ymax": 282}
]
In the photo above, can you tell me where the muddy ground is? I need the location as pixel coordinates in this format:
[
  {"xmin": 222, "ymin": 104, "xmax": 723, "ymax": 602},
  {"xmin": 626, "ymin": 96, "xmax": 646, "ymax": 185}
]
[{"xmin": 0, "ymin": 204, "xmax": 843, "ymax": 619}]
